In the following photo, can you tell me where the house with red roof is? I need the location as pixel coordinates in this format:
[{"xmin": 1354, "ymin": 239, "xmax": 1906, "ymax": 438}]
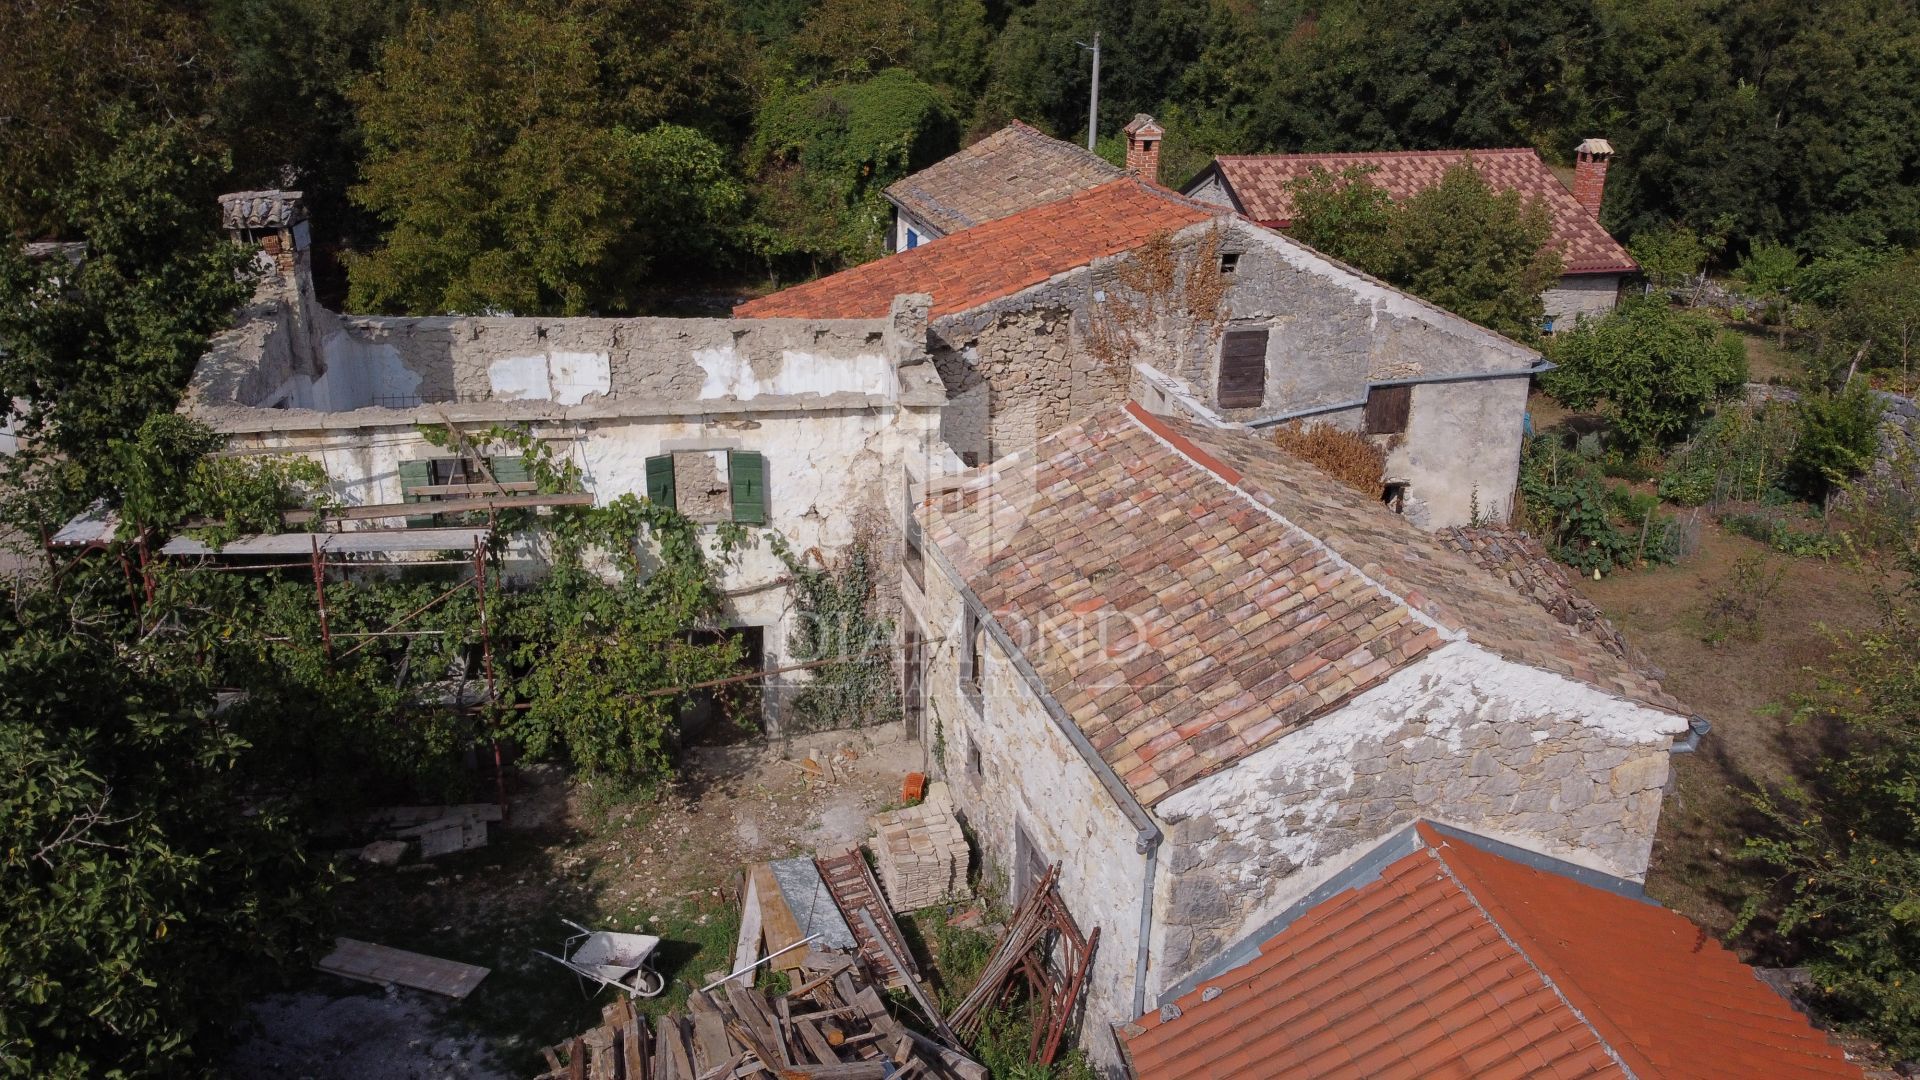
[
  {"xmin": 1184, "ymin": 141, "xmax": 1638, "ymax": 332},
  {"xmin": 904, "ymin": 403, "xmax": 1704, "ymax": 1071},
  {"xmin": 741, "ymin": 139, "xmax": 1549, "ymax": 529},
  {"xmin": 1119, "ymin": 821, "xmax": 1865, "ymax": 1079}
]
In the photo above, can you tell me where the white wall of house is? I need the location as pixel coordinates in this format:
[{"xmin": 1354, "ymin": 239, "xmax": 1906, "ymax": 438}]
[
  {"xmin": 890, "ymin": 204, "xmax": 943, "ymax": 253},
  {"xmin": 1143, "ymin": 638, "xmax": 1686, "ymax": 1000},
  {"xmin": 1543, "ymin": 273, "xmax": 1623, "ymax": 331},
  {"xmin": 909, "ymin": 549, "xmax": 1149, "ymax": 1075}
]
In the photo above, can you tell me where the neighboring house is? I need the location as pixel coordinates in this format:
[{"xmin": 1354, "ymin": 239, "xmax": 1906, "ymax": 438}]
[
  {"xmin": 187, "ymin": 191, "xmax": 950, "ymax": 732},
  {"xmin": 1184, "ymin": 141, "xmax": 1637, "ymax": 331},
  {"xmin": 741, "ymin": 175, "xmax": 1546, "ymax": 528},
  {"xmin": 1120, "ymin": 821, "xmax": 1865, "ymax": 1080},
  {"xmin": 883, "ymin": 120, "xmax": 1122, "ymax": 252},
  {"xmin": 906, "ymin": 404, "xmax": 1693, "ymax": 1071}
]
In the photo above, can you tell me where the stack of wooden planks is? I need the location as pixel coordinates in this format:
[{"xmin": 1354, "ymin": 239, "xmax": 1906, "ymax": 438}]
[{"xmin": 535, "ymin": 950, "xmax": 985, "ymax": 1080}]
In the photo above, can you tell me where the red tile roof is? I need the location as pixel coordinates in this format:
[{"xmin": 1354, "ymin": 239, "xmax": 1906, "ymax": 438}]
[
  {"xmin": 1122, "ymin": 822, "xmax": 1866, "ymax": 1080},
  {"xmin": 883, "ymin": 120, "xmax": 1123, "ymax": 237},
  {"xmin": 920, "ymin": 405, "xmax": 1682, "ymax": 806},
  {"xmin": 1204, "ymin": 149, "xmax": 1637, "ymax": 275},
  {"xmin": 734, "ymin": 178, "xmax": 1216, "ymax": 321}
]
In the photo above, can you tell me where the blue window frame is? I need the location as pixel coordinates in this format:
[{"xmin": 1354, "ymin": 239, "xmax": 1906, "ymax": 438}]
[{"xmin": 905, "ymin": 228, "xmax": 920, "ymax": 249}]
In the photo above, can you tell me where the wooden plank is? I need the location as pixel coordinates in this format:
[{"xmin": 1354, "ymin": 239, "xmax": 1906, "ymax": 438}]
[
  {"xmin": 404, "ymin": 480, "xmax": 539, "ymax": 496},
  {"xmin": 725, "ymin": 986, "xmax": 789, "ymax": 1068},
  {"xmin": 687, "ymin": 992, "xmax": 735, "ymax": 1072},
  {"xmin": 315, "ymin": 937, "xmax": 488, "ymax": 998},
  {"xmin": 568, "ymin": 1036, "xmax": 588, "ymax": 1080},
  {"xmin": 283, "ymin": 492, "xmax": 594, "ymax": 524},
  {"xmin": 794, "ymin": 1018, "xmax": 839, "ymax": 1065},
  {"xmin": 853, "ymin": 910, "xmax": 955, "ymax": 1049},
  {"xmin": 752, "ymin": 864, "xmax": 809, "ymax": 973},
  {"xmin": 900, "ymin": 1030, "xmax": 986, "ymax": 1080},
  {"xmin": 775, "ymin": 1063, "xmax": 887, "ymax": 1080},
  {"xmin": 732, "ymin": 872, "xmax": 766, "ymax": 989},
  {"xmin": 624, "ymin": 1017, "xmax": 650, "ymax": 1080}
]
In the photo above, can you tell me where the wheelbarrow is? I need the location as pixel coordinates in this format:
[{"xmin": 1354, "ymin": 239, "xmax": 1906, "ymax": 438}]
[{"xmin": 534, "ymin": 918, "xmax": 666, "ymax": 998}]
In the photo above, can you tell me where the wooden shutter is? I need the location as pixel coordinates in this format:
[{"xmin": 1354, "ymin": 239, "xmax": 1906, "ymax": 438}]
[
  {"xmin": 1216, "ymin": 329, "xmax": 1269, "ymax": 408},
  {"xmin": 1363, "ymin": 384, "xmax": 1412, "ymax": 435},
  {"xmin": 729, "ymin": 451, "xmax": 767, "ymax": 524},
  {"xmin": 398, "ymin": 459, "xmax": 437, "ymax": 527},
  {"xmin": 645, "ymin": 454, "xmax": 676, "ymax": 508},
  {"xmin": 486, "ymin": 454, "xmax": 532, "ymax": 486}
]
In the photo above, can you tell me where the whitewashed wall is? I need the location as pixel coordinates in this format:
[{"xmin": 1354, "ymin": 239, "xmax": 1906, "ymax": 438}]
[
  {"xmin": 1143, "ymin": 639, "xmax": 1686, "ymax": 1000},
  {"xmin": 1544, "ymin": 274, "xmax": 1624, "ymax": 329}
]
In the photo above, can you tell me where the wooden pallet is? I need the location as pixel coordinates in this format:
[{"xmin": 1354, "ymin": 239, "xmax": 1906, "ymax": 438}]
[
  {"xmin": 316, "ymin": 937, "xmax": 489, "ymax": 998},
  {"xmin": 815, "ymin": 850, "xmax": 918, "ymax": 990}
]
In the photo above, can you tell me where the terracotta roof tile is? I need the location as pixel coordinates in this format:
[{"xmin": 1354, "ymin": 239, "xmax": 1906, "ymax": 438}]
[
  {"xmin": 922, "ymin": 404, "xmax": 1686, "ymax": 805},
  {"xmin": 1122, "ymin": 823, "xmax": 1866, "ymax": 1080},
  {"xmin": 734, "ymin": 178, "xmax": 1215, "ymax": 320},
  {"xmin": 883, "ymin": 120, "xmax": 1122, "ymax": 236},
  {"xmin": 1209, "ymin": 149, "xmax": 1637, "ymax": 275}
]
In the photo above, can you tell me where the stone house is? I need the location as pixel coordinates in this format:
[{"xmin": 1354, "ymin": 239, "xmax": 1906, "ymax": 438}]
[
  {"xmin": 904, "ymin": 404, "xmax": 1693, "ymax": 1070},
  {"xmin": 188, "ymin": 191, "xmax": 950, "ymax": 731},
  {"xmin": 1120, "ymin": 820, "xmax": 1866, "ymax": 1079},
  {"xmin": 883, "ymin": 120, "xmax": 1122, "ymax": 252},
  {"xmin": 1183, "ymin": 141, "xmax": 1638, "ymax": 331},
  {"xmin": 740, "ymin": 175, "xmax": 1546, "ymax": 528}
]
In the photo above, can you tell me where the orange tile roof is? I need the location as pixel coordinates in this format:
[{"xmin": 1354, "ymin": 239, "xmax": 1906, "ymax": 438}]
[
  {"xmin": 734, "ymin": 178, "xmax": 1216, "ymax": 321},
  {"xmin": 1122, "ymin": 823, "xmax": 1866, "ymax": 1080},
  {"xmin": 883, "ymin": 120, "xmax": 1123, "ymax": 237},
  {"xmin": 1207, "ymin": 149, "xmax": 1637, "ymax": 275},
  {"xmin": 920, "ymin": 405, "xmax": 1683, "ymax": 807}
]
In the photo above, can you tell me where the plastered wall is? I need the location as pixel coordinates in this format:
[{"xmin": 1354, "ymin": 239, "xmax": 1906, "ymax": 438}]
[{"xmin": 1145, "ymin": 639, "xmax": 1686, "ymax": 997}]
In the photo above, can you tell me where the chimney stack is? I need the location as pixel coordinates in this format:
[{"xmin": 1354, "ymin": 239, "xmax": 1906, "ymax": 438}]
[
  {"xmin": 1572, "ymin": 139, "xmax": 1613, "ymax": 219},
  {"xmin": 219, "ymin": 189, "xmax": 321, "ymax": 370},
  {"xmin": 1123, "ymin": 114, "xmax": 1165, "ymax": 185}
]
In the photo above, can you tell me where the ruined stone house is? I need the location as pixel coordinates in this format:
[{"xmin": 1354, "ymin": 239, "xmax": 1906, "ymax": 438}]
[
  {"xmin": 187, "ymin": 191, "xmax": 950, "ymax": 730},
  {"xmin": 1183, "ymin": 141, "xmax": 1638, "ymax": 332},
  {"xmin": 740, "ymin": 170, "xmax": 1546, "ymax": 529},
  {"xmin": 904, "ymin": 404, "xmax": 1695, "ymax": 1070}
]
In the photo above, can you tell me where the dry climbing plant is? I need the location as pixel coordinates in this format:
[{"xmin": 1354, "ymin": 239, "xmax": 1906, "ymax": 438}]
[{"xmin": 1084, "ymin": 225, "xmax": 1230, "ymax": 371}]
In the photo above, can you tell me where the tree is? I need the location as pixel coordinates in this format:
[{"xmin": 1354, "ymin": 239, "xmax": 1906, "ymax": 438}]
[
  {"xmin": 1281, "ymin": 165, "xmax": 1398, "ymax": 270},
  {"xmin": 0, "ymin": 120, "xmax": 255, "ymax": 507},
  {"xmin": 1823, "ymin": 253, "xmax": 1920, "ymax": 383},
  {"xmin": 1736, "ymin": 241, "xmax": 1803, "ymax": 343},
  {"xmin": 0, "ymin": 1, "xmax": 224, "ymax": 235},
  {"xmin": 1283, "ymin": 160, "xmax": 1562, "ymax": 342},
  {"xmin": 1627, "ymin": 222, "xmax": 1724, "ymax": 295},
  {"xmin": 744, "ymin": 70, "xmax": 957, "ymax": 273},
  {"xmin": 1742, "ymin": 562, "xmax": 1920, "ymax": 1057},
  {"xmin": 345, "ymin": 0, "xmax": 751, "ymax": 315},
  {"xmin": 786, "ymin": 0, "xmax": 990, "ymax": 106},
  {"xmin": 1541, "ymin": 296, "xmax": 1748, "ymax": 451},
  {"xmin": 0, "ymin": 567, "xmax": 332, "ymax": 1077}
]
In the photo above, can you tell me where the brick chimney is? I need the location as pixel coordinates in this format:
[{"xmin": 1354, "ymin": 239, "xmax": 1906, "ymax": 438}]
[
  {"xmin": 1572, "ymin": 139, "xmax": 1614, "ymax": 219},
  {"xmin": 1124, "ymin": 114, "xmax": 1165, "ymax": 185}
]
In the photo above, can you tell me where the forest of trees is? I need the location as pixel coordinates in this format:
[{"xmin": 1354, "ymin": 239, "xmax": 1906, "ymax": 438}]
[{"xmin": 4, "ymin": 0, "xmax": 1919, "ymax": 315}]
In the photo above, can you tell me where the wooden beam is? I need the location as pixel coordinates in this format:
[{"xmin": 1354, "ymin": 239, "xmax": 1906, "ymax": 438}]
[
  {"xmin": 404, "ymin": 481, "xmax": 538, "ymax": 497},
  {"xmin": 284, "ymin": 492, "xmax": 594, "ymax": 523}
]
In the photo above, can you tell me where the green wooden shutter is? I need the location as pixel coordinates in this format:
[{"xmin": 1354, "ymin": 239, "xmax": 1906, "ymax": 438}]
[
  {"xmin": 730, "ymin": 451, "xmax": 767, "ymax": 524},
  {"xmin": 398, "ymin": 459, "xmax": 436, "ymax": 527},
  {"xmin": 486, "ymin": 454, "xmax": 532, "ymax": 485},
  {"xmin": 645, "ymin": 455, "xmax": 676, "ymax": 508}
]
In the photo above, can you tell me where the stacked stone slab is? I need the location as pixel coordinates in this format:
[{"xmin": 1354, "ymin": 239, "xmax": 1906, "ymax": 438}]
[{"xmin": 869, "ymin": 781, "xmax": 971, "ymax": 912}]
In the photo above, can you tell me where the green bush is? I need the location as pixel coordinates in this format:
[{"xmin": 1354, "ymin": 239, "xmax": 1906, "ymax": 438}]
[
  {"xmin": 1719, "ymin": 508, "xmax": 1843, "ymax": 559},
  {"xmin": 1789, "ymin": 382, "xmax": 1885, "ymax": 500},
  {"xmin": 1542, "ymin": 296, "xmax": 1749, "ymax": 453},
  {"xmin": 1519, "ymin": 437, "xmax": 1666, "ymax": 571}
]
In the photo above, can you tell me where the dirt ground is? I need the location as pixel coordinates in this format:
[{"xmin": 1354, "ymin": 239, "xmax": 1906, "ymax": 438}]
[
  {"xmin": 230, "ymin": 730, "xmax": 929, "ymax": 1078},
  {"xmin": 1580, "ymin": 520, "xmax": 1893, "ymax": 938}
]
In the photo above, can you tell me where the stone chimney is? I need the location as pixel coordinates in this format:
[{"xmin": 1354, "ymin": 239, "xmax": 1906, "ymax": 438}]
[
  {"xmin": 1123, "ymin": 114, "xmax": 1165, "ymax": 185},
  {"xmin": 219, "ymin": 189, "xmax": 322, "ymax": 373},
  {"xmin": 1572, "ymin": 139, "xmax": 1614, "ymax": 219}
]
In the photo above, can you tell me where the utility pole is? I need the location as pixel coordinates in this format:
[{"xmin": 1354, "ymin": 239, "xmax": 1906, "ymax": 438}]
[{"xmin": 1079, "ymin": 31, "xmax": 1101, "ymax": 150}]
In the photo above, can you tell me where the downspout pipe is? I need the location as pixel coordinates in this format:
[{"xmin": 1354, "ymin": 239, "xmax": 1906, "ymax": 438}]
[{"xmin": 921, "ymin": 534, "xmax": 1164, "ymax": 1018}]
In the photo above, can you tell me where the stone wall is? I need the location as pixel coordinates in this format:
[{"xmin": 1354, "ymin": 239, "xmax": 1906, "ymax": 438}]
[
  {"xmin": 1544, "ymin": 273, "xmax": 1624, "ymax": 329},
  {"xmin": 1144, "ymin": 638, "xmax": 1685, "ymax": 997},
  {"xmin": 923, "ymin": 218, "xmax": 1540, "ymax": 527},
  {"xmin": 908, "ymin": 548, "xmax": 1148, "ymax": 1074}
]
